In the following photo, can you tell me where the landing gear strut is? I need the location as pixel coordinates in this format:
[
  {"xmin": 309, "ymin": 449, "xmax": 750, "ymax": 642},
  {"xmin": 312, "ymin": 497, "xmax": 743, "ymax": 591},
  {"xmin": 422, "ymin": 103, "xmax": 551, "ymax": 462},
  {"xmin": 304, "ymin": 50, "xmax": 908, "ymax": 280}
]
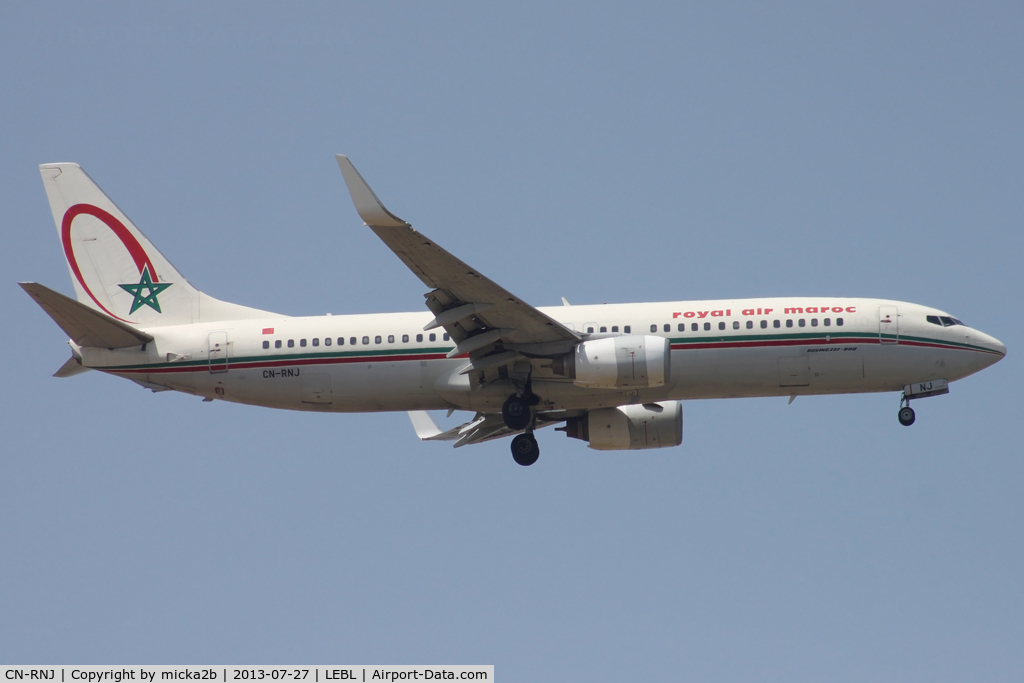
[
  {"xmin": 511, "ymin": 433, "xmax": 540, "ymax": 466},
  {"xmin": 898, "ymin": 393, "xmax": 916, "ymax": 426}
]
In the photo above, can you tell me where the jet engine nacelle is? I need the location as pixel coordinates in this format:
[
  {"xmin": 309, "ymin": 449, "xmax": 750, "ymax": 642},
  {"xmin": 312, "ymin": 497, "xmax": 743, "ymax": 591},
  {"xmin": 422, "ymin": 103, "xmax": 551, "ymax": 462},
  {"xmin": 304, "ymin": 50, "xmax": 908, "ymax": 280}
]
[
  {"xmin": 561, "ymin": 401, "xmax": 683, "ymax": 450},
  {"xmin": 552, "ymin": 335, "xmax": 670, "ymax": 389}
]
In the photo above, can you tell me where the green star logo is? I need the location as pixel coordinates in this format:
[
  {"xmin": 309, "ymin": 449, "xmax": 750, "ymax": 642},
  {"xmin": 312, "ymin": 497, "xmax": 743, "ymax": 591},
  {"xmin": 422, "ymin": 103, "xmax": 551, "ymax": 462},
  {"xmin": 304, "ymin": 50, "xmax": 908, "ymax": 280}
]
[{"xmin": 119, "ymin": 265, "xmax": 173, "ymax": 314}]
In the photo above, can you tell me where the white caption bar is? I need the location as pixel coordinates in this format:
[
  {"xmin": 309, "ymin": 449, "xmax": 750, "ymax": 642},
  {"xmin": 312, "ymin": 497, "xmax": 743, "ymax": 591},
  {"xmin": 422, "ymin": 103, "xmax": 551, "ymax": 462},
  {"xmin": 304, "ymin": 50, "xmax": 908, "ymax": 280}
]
[{"xmin": 0, "ymin": 668, "xmax": 493, "ymax": 683}]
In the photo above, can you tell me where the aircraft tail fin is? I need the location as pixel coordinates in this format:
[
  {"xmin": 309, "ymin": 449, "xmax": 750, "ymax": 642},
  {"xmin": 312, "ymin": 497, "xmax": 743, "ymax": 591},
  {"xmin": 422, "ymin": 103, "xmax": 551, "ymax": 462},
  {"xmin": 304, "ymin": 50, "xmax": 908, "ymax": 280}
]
[{"xmin": 39, "ymin": 163, "xmax": 278, "ymax": 326}]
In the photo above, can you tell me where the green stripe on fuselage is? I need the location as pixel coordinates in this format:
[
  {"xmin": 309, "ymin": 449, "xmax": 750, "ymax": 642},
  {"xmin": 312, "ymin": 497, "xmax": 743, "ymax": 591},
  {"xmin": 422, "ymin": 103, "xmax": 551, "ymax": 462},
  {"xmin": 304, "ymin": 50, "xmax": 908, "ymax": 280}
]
[{"xmin": 107, "ymin": 345, "xmax": 454, "ymax": 371}]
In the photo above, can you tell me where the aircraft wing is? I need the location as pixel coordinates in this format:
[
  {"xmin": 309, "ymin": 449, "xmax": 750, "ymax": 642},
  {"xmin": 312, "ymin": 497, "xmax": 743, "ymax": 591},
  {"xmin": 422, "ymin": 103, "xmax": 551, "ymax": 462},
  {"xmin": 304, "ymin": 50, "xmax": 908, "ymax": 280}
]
[
  {"xmin": 337, "ymin": 156, "xmax": 580, "ymax": 369},
  {"xmin": 408, "ymin": 411, "xmax": 566, "ymax": 448}
]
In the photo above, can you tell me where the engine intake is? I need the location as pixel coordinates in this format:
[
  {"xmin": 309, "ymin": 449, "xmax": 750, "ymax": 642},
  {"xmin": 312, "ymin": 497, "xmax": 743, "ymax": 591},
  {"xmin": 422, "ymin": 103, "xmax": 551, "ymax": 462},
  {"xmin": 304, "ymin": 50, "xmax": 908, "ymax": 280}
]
[
  {"xmin": 561, "ymin": 401, "xmax": 683, "ymax": 450},
  {"xmin": 551, "ymin": 335, "xmax": 670, "ymax": 389}
]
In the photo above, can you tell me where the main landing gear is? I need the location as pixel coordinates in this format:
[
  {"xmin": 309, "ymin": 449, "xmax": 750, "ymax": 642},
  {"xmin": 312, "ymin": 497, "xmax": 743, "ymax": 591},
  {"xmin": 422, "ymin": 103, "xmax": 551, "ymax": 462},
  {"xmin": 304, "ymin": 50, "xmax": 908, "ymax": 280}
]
[
  {"xmin": 502, "ymin": 394, "xmax": 532, "ymax": 431},
  {"xmin": 503, "ymin": 392, "xmax": 541, "ymax": 466},
  {"xmin": 511, "ymin": 433, "xmax": 540, "ymax": 466},
  {"xmin": 898, "ymin": 393, "xmax": 916, "ymax": 426}
]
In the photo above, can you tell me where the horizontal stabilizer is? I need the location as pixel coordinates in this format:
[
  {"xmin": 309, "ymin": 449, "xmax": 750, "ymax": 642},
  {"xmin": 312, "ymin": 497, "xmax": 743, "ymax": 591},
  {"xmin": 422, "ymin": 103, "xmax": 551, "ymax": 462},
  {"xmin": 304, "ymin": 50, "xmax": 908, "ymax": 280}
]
[
  {"xmin": 53, "ymin": 356, "xmax": 91, "ymax": 378},
  {"xmin": 21, "ymin": 282, "xmax": 153, "ymax": 348}
]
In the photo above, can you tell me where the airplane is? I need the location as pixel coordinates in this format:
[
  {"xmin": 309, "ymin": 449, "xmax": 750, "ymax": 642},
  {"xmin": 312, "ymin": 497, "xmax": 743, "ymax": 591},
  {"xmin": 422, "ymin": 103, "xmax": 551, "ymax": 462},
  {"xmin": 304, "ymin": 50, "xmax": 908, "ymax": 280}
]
[{"xmin": 21, "ymin": 157, "xmax": 1006, "ymax": 466}]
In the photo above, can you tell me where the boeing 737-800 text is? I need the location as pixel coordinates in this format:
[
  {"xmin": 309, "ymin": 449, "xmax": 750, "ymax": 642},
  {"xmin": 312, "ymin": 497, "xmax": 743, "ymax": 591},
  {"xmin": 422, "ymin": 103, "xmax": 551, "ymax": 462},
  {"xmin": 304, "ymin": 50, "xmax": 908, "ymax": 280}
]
[{"xmin": 21, "ymin": 157, "xmax": 1006, "ymax": 465}]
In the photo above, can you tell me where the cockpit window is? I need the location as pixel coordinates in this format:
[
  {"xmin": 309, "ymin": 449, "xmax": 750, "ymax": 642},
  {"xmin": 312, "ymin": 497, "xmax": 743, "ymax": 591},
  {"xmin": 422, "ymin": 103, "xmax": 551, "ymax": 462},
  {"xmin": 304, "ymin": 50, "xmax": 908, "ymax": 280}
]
[{"xmin": 928, "ymin": 314, "xmax": 965, "ymax": 327}]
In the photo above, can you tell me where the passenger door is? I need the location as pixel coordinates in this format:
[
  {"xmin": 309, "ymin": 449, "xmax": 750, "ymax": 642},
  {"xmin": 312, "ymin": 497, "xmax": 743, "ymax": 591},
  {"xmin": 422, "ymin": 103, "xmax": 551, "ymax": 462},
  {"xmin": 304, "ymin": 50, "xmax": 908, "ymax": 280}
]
[
  {"xmin": 878, "ymin": 306, "xmax": 899, "ymax": 344},
  {"xmin": 208, "ymin": 331, "xmax": 228, "ymax": 373}
]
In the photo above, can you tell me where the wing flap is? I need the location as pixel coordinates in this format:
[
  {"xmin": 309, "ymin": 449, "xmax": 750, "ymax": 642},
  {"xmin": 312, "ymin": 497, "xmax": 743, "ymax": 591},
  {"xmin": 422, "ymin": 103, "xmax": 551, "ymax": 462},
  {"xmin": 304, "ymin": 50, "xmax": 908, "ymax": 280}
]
[{"xmin": 21, "ymin": 282, "xmax": 153, "ymax": 348}]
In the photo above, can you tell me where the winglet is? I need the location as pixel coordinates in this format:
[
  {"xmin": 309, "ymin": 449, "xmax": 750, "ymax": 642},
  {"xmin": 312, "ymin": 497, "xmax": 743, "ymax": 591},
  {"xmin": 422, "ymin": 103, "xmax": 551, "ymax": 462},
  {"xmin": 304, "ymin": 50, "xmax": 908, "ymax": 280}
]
[
  {"xmin": 408, "ymin": 411, "xmax": 443, "ymax": 440},
  {"xmin": 336, "ymin": 155, "xmax": 408, "ymax": 228}
]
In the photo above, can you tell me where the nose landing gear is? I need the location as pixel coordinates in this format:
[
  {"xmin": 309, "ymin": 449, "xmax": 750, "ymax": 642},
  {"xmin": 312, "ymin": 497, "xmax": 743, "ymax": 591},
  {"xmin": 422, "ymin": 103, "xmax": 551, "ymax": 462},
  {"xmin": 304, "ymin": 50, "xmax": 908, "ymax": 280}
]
[
  {"xmin": 897, "ymin": 392, "xmax": 916, "ymax": 426},
  {"xmin": 896, "ymin": 379, "xmax": 949, "ymax": 426}
]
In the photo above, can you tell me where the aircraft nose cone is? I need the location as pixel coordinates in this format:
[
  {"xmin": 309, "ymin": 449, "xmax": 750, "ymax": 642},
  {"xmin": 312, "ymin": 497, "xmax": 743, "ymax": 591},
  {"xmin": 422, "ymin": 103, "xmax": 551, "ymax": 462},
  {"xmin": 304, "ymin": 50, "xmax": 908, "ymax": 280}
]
[
  {"xmin": 991, "ymin": 336, "xmax": 1007, "ymax": 357},
  {"xmin": 975, "ymin": 331, "xmax": 1006, "ymax": 370}
]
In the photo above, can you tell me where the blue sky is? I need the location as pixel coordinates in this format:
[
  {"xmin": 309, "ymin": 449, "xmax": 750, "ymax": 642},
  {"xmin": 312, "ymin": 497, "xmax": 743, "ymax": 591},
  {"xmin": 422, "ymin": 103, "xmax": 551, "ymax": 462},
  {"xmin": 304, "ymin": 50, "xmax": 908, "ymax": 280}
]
[{"xmin": 2, "ymin": 3, "xmax": 1022, "ymax": 680}]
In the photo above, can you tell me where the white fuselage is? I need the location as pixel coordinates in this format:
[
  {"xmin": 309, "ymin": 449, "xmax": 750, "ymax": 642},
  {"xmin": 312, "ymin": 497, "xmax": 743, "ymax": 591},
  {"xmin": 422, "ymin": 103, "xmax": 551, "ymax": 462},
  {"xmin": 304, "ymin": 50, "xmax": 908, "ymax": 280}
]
[{"xmin": 78, "ymin": 297, "xmax": 1005, "ymax": 414}]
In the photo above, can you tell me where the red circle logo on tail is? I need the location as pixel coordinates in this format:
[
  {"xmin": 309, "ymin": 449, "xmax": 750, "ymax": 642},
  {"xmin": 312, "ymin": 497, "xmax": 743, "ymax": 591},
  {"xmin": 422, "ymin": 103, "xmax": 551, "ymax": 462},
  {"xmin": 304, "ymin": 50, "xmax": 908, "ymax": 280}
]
[{"xmin": 61, "ymin": 204, "xmax": 164, "ymax": 322}]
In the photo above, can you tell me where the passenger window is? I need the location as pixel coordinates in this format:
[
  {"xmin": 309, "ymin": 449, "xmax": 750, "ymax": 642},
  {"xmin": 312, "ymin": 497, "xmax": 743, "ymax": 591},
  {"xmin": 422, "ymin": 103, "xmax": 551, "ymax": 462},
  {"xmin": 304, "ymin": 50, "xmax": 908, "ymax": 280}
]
[
  {"xmin": 836, "ymin": 318, "xmax": 844, "ymax": 326},
  {"xmin": 650, "ymin": 324, "xmax": 657, "ymax": 333},
  {"xmin": 786, "ymin": 320, "xmax": 794, "ymax": 328},
  {"xmin": 362, "ymin": 336, "xmax": 369, "ymax": 345},
  {"xmin": 691, "ymin": 323, "xmax": 698, "ymax": 332},
  {"xmin": 429, "ymin": 333, "xmax": 436, "ymax": 342},
  {"xmin": 402, "ymin": 334, "xmax": 409, "ymax": 343},
  {"xmin": 704, "ymin": 322, "xmax": 711, "ymax": 331},
  {"xmin": 325, "ymin": 338, "xmax": 331, "ymax": 346},
  {"xmin": 416, "ymin": 334, "xmax": 423, "ymax": 342},
  {"xmin": 600, "ymin": 326, "xmax": 607, "ymax": 333},
  {"xmin": 262, "ymin": 340, "xmax": 269, "ymax": 349},
  {"xmin": 337, "ymin": 337, "xmax": 345, "ymax": 346},
  {"xmin": 746, "ymin": 321, "xmax": 753, "ymax": 329},
  {"xmin": 773, "ymin": 320, "xmax": 781, "ymax": 328},
  {"xmin": 374, "ymin": 335, "xmax": 382, "ymax": 344},
  {"xmin": 587, "ymin": 326, "xmax": 594, "ymax": 333},
  {"xmin": 388, "ymin": 335, "xmax": 395, "ymax": 343},
  {"xmin": 761, "ymin": 320, "xmax": 767, "ymax": 329},
  {"xmin": 275, "ymin": 340, "xmax": 282, "ymax": 349},
  {"xmin": 811, "ymin": 319, "xmax": 818, "ymax": 327},
  {"xmin": 288, "ymin": 339, "xmax": 295, "ymax": 348},
  {"xmin": 798, "ymin": 319, "xmax": 805, "ymax": 327},
  {"xmin": 349, "ymin": 337, "xmax": 356, "ymax": 345},
  {"xmin": 677, "ymin": 324, "xmax": 685, "ymax": 332},
  {"xmin": 313, "ymin": 338, "xmax": 320, "ymax": 347},
  {"xmin": 733, "ymin": 321, "xmax": 740, "ymax": 330},
  {"xmin": 663, "ymin": 324, "xmax": 671, "ymax": 332},
  {"xmin": 719, "ymin": 322, "xmax": 726, "ymax": 330},
  {"xmin": 443, "ymin": 333, "xmax": 450, "ymax": 341},
  {"xmin": 624, "ymin": 325, "xmax": 631, "ymax": 333},
  {"xmin": 300, "ymin": 339, "xmax": 307, "ymax": 347},
  {"xmin": 612, "ymin": 326, "xmax": 619, "ymax": 333},
  {"xmin": 823, "ymin": 318, "xmax": 830, "ymax": 327}
]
